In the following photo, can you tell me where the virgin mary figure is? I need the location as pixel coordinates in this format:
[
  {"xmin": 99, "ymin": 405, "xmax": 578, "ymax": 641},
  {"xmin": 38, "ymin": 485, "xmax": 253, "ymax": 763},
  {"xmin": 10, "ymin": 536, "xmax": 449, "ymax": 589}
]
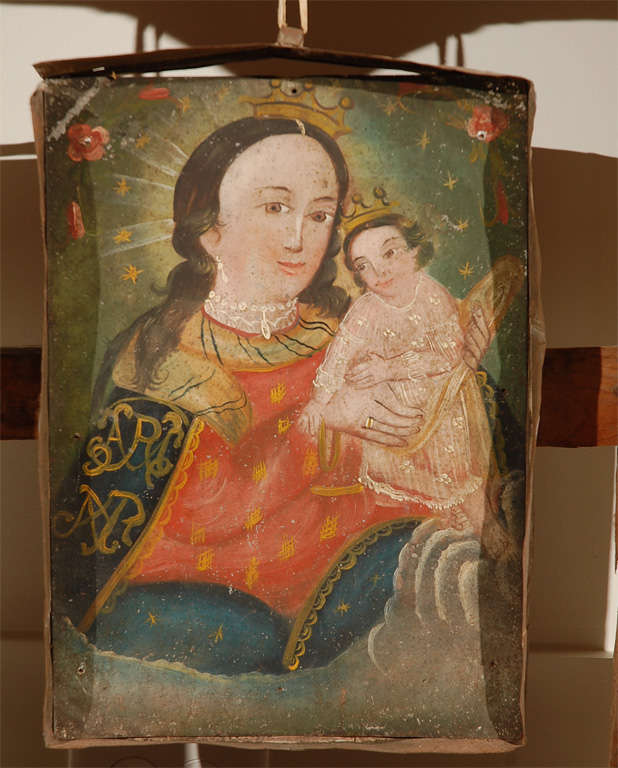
[{"xmin": 52, "ymin": 83, "xmax": 512, "ymax": 675}]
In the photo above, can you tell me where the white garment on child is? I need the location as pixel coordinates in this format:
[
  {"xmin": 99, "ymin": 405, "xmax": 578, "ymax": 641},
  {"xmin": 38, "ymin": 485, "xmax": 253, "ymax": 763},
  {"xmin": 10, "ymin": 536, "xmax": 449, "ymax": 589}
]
[{"xmin": 313, "ymin": 272, "xmax": 487, "ymax": 509}]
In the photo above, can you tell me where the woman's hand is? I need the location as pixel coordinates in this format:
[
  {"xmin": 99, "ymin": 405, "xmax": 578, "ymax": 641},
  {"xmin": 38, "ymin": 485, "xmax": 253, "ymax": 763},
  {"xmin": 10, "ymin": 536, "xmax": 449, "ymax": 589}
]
[
  {"xmin": 345, "ymin": 352, "xmax": 393, "ymax": 389},
  {"xmin": 322, "ymin": 383, "xmax": 424, "ymax": 447},
  {"xmin": 463, "ymin": 303, "xmax": 493, "ymax": 370}
]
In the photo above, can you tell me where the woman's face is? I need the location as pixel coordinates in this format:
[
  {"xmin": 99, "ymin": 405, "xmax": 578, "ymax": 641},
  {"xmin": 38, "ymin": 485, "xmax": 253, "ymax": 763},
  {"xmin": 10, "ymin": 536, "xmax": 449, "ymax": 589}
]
[
  {"xmin": 349, "ymin": 225, "xmax": 420, "ymax": 306},
  {"xmin": 200, "ymin": 133, "xmax": 339, "ymax": 304}
]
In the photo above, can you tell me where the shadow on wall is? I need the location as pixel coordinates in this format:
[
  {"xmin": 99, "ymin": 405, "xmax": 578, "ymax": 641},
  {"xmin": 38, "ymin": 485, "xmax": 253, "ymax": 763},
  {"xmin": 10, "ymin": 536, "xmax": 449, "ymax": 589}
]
[{"xmin": 5, "ymin": 0, "xmax": 618, "ymax": 61}]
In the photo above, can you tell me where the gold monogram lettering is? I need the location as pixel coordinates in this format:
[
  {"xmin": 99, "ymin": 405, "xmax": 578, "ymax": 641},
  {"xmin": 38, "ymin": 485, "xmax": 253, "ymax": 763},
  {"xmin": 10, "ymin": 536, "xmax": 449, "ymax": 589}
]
[
  {"xmin": 53, "ymin": 485, "xmax": 146, "ymax": 556},
  {"xmin": 82, "ymin": 402, "xmax": 185, "ymax": 488}
]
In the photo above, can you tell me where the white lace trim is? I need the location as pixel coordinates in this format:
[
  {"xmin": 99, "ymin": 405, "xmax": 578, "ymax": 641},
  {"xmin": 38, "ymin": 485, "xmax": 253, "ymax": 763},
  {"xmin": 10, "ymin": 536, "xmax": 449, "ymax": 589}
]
[
  {"xmin": 359, "ymin": 469, "xmax": 484, "ymax": 510},
  {"xmin": 203, "ymin": 291, "xmax": 297, "ymax": 339}
]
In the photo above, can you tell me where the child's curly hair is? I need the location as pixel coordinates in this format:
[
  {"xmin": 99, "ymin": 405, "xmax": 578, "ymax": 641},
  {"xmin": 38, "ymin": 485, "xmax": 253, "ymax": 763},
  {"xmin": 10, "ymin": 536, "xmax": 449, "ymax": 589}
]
[{"xmin": 343, "ymin": 214, "xmax": 434, "ymax": 290}]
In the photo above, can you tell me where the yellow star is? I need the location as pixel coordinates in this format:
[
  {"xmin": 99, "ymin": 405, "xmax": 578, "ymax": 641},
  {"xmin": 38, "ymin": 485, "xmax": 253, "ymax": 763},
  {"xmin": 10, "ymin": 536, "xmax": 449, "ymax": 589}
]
[
  {"xmin": 443, "ymin": 171, "xmax": 458, "ymax": 191},
  {"xmin": 114, "ymin": 229, "xmax": 133, "ymax": 244},
  {"xmin": 458, "ymin": 261, "xmax": 474, "ymax": 279},
  {"xmin": 455, "ymin": 218, "xmax": 469, "ymax": 231},
  {"xmin": 417, "ymin": 129, "xmax": 430, "ymax": 150},
  {"xmin": 114, "ymin": 178, "xmax": 131, "ymax": 197},
  {"xmin": 121, "ymin": 264, "xmax": 143, "ymax": 284},
  {"xmin": 209, "ymin": 624, "xmax": 224, "ymax": 644},
  {"xmin": 177, "ymin": 96, "xmax": 191, "ymax": 114},
  {"xmin": 135, "ymin": 134, "xmax": 150, "ymax": 149},
  {"xmin": 382, "ymin": 99, "xmax": 398, "ymax": 116},
  {"xmin": 216, "ymin": 84, "xmax": 231, "ymax": 102},
  {"xmin": 336, "ymin": 601, "xmax": 350, "ymax": 614},
  {"xmin": 146, "ymin": 612, "xmax": 157, "ymax": 625}
]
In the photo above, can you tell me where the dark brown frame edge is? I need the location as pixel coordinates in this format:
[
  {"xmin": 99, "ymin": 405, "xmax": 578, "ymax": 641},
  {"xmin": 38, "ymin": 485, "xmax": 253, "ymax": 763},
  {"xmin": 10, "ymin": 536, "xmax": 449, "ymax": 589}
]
[{"xmin": 34, "ymin": 42, "xmax": 530, "ymax": 97}]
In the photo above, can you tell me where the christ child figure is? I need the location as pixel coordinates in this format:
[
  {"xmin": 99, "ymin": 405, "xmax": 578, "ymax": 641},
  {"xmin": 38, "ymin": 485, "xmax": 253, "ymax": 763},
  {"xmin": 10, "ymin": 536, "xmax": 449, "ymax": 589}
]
[{"xmin": 300, "ymin": 209, "xmax": 496, "ymax": 537}]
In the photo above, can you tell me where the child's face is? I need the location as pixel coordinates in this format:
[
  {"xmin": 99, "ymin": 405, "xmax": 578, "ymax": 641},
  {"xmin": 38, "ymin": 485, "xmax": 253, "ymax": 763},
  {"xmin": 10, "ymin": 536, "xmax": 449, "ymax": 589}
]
[{"xmin": 349, "ymin": 225, "xmax": 420, "ymax": 303}]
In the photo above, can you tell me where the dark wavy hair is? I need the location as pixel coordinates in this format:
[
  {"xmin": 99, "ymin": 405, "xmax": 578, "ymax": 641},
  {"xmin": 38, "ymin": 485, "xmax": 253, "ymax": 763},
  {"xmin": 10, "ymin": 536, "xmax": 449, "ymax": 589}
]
[
  {"xmin": 343, "ymin": 213, "xmax": 434, "ymax": 291},
  {"xmin": 94, "ymin": 117, "xmax": 350, "ymax": 404}
]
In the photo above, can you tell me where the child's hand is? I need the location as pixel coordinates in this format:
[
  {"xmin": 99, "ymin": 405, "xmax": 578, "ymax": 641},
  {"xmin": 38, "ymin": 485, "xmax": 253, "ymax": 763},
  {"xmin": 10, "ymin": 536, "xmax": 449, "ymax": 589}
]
[
  {"xmin": 297, "ymin": 402, "xmax": 323, "ymax": 436},
  {"xmin": 345, "ymin": 353, "xmax": 392, "ymax": 388}
]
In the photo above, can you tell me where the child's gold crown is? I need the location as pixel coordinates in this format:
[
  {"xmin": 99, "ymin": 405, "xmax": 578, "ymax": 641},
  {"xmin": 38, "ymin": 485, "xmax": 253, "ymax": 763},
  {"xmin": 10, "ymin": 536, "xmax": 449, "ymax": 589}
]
[
  {"xmin": 341, "ymin": 187, "xmax": 400, "ymax": 236},
  {"xmin": 242, "ymin": 80, "xmax": 353, "ymax": 139}
]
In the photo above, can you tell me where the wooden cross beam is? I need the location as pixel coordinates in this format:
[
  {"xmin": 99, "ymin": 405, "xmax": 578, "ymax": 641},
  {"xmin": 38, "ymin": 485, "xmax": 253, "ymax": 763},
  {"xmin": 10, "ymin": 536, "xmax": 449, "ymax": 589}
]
[{"xmin": 2, "ymin": 346, "xmax": 616, "ymax": 446}]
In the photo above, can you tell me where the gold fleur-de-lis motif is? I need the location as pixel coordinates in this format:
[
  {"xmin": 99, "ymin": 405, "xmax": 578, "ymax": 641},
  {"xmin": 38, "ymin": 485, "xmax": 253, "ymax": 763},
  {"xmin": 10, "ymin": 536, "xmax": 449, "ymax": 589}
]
[
  {"xmin": 278, "ymin": 417, "xmax": 291, "ymax": 435},
  {"xmin": 245, "ymin": 557, "xmax": 259, "ymax": 589},
  {"xmin": 244, "ymin": 507, "xmax": 263, "ymax": 531},
  {"xmin": 190, "ymin": 522, "xmax": 207, "ymax": 545},
  {"xmin": 278, "ymin": 535, "xmax": 296, "ymax": 560},
  {"xmin": 320, "ymin": 515, "xmax": 338, "ymax": 540},
  {"xmin": 252, "ymin": 461, "xmax": 267, "ymax": 483},
  {"xmin": 270, "ymin": 382, "xmax": 287, "ymax": 404},
  {"xmin": 303, "ymin": 448, "xmax": 319, "ymax": 477},
  {"xmin": 199, "ymin": 458, "xmax": 219, "ymax": 480},
  {"xmin": 196, "ymin": 548, "xmax": 214, "ymax": 571}
]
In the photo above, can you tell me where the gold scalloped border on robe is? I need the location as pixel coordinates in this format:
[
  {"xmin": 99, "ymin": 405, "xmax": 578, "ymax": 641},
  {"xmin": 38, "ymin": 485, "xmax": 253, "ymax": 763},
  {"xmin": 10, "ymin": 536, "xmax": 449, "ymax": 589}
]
[
  {"xmin": 77, "ymin": 417, "xmax": 204, "ymax": 634},
  {"xmin": 283, "ymin": 517, "xmax": 417, "ymax": 670}
]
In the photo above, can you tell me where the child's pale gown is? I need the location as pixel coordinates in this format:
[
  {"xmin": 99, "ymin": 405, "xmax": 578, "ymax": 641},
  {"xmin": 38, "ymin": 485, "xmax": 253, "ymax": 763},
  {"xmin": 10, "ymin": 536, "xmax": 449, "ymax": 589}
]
[{"xmin": 312, "ymin": 271, "xmax": 492, "ymax": 511}]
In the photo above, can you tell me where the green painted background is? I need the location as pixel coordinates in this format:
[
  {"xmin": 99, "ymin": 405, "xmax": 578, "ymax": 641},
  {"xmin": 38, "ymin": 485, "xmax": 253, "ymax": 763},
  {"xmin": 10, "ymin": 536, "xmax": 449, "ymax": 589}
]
[{"xmin": 44, "ymin": 75, "xmax": 528, "ymax": 497}]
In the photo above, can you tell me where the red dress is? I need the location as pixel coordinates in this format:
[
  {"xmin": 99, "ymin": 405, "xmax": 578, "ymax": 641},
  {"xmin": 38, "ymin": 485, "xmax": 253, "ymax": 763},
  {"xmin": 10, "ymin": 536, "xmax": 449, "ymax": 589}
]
[{"xmin": 117, "ymin": 306, "xmax": 431, "ymax": 619}]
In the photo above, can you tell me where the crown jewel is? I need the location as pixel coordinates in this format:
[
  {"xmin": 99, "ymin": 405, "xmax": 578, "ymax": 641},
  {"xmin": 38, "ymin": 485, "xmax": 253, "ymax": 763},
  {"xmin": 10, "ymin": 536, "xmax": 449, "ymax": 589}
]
[
  {"xmin": 242, "ymin": 80, "xmax": 353, "ymax": 139},
  {"xmin": 341, "ymin": 187, "xmax": 400, "ymax": 236}
]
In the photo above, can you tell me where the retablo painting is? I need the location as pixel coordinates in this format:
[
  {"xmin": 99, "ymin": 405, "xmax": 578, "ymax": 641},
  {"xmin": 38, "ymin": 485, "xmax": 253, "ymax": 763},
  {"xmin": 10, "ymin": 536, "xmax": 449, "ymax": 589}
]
[{"xmin": 35, "ymin": 70, "xmax": 536, "ymax": 750}]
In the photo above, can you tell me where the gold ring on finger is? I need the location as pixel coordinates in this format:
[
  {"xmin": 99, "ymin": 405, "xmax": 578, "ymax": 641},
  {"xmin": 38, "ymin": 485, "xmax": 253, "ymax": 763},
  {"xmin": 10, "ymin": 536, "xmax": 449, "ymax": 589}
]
[{"xmin": 365, "ymin": 416, "xmax": 374, "ymax": 430}]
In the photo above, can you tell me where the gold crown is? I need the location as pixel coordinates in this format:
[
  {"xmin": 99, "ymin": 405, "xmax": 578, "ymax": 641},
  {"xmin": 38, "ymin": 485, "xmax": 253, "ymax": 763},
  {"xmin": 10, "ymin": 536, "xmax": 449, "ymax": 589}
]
[
  {"xmin": 242, "ymin": 80, "xmax": 353, "ymax": 139},
  {"xmin": 341, "ymin": 187, "xmax": 400, "ymax": 236}
]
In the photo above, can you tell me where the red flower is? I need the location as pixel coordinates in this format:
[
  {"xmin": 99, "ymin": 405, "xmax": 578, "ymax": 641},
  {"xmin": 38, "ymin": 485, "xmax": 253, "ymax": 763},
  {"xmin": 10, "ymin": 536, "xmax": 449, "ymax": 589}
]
[
  {"xmin": 466, "ymin": 105, "xmax": 508, "ymax": 142},
  {"xmin": 66, "ymin": 201, "xmax": 85, "ymax": 239},
  {"xmin": 139, "ymin": 86, "xmax": 170, "ymax": 101},
  {"xmin": 67, "ymin": 124, "xmax": 110, "ymax": 162}
]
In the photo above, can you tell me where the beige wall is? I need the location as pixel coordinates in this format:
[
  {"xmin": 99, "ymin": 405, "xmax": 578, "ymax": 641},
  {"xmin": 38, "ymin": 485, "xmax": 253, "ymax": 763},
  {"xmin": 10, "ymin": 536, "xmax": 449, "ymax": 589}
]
[{"xmin": 1, "ymin": 2, "xmax": 616, "ymax": 766}]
